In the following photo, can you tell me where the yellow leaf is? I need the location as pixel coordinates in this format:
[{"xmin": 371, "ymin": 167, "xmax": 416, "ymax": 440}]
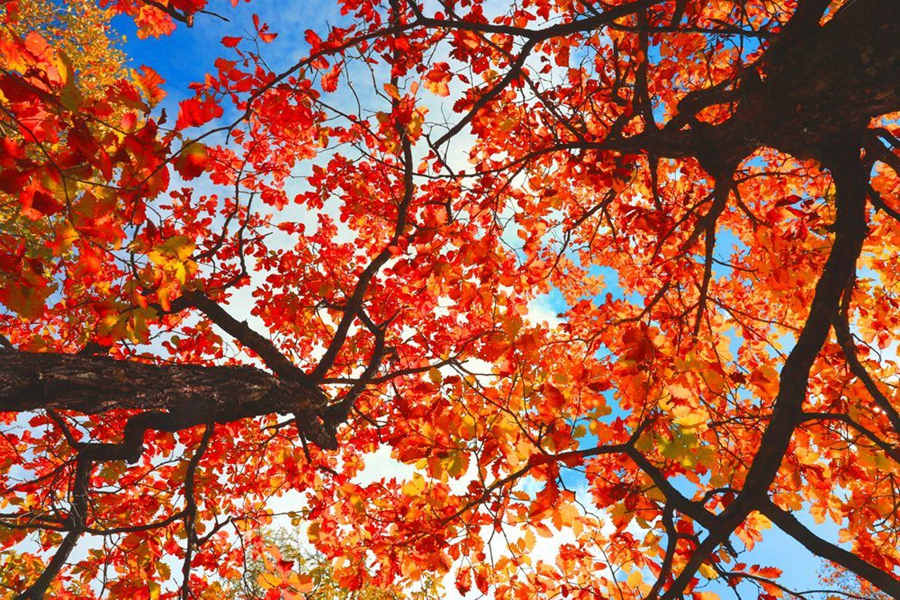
[
  {"xmin": 257, "ymin": 571, "xmax": 282, "ymax": 590},
  {"xmin": 750, "ymin": 365, "xmax": 780, "ymax": 399},
  {"xmin": 499, "ymin": 118, "xmax": 518, "ymax": 131},
  {"xmin": 423, "ymin": 79, "xmax": 450, "ymax": 97},
  {"xmin": 285, "ymin": 572, "xmax": 314, "ymax": 593},
  {"xmin": 672, "ymin": 405, "xmax": 708, "ymax": 429},
  {"xmin": 445, "ymin": 450, "xmax": 469, "ymax": 479},
  {"xmin": 156, "ymin": 235, "xmax": 195, "ymax": 261},
  {"xmin": 626, "ymin": 571, "xmax": 643, "ymax": 588},
  {"xmin": 698, "ymin": 563, "xmax": 718, "ymax": 579},
  {"xmin": 307, "ymin": 521, "xmax": 320, "ymax": 543},
  {"xmin": 401, "ymin": 473, "xmax": 426, "ymax": 497}
]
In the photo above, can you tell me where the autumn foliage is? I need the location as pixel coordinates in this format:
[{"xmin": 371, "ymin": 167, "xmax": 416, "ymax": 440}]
[{"xmin": 1, "ymin": 0, "xmax": 900, "ymax": 599}]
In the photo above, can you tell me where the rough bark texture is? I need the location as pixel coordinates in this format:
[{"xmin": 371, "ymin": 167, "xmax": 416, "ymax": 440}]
[
  {"xmin": 622, "ymin": 0, "xmax": 900, "ymax": 170},
  {"xmin": 2, "ymin": 350, "xmax": 290, "ymax": 414},
  {"xmin": 745, "ymin": 0, "xmax": 900, "ymax": 155},
  {"xmin": 3, "ymin": 1, "xmax": 900, "ymax": 598},
  {"xmin": 0, "ymin": 350, "xmax": 335, "ymax": 451}
]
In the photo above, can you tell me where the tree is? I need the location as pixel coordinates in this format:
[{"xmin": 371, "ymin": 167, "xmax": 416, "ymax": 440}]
[
  {"xmin": 819, "ymin": 563, "xmax": 893, "ymax": 600},
  {"xmin": 227, "ymin": 527, "xmax": 441, "ymax": 599},
  {"xmin": 2, "ymin": 0, "xmax": 127, "ymax": 97},
  {"xmin": 0, "ymin": 0, "xmax": 132, "ymax": 324},
  {"xmin": 0, "ymin": 0, "xmax": 899, "ymax": 598}
]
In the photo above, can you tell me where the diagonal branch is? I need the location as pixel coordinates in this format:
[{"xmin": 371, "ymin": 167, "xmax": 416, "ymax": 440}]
[
  {"xmin": 175, "ymin": 291, "xmax": 306, "ymax": 382},
  {"xmin": 832, "ymin": 312, "xmax": 900, "ymax": 434},
  {"xmin": 659, "ymin": 141, "xmax": 869, "ymax": 600},
  {"xmin": 693, "ymin": 175, "xmax": 733, "ymax": 337},
  {"xmin": 760, "ymin": 497, "xmax": 900, "ymax": 598},
  {"xmin": 15, "ymin": 453, "xmax": 92, "ymax": 600},
  {"xmin": 310, "ymin": 104, "xmax": 415, "ymax": 382}
]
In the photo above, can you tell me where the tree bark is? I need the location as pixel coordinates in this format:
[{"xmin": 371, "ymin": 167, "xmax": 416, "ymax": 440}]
[{"xmin": 0, "ymin": 350, "xmax": 336, "ymax": 451}]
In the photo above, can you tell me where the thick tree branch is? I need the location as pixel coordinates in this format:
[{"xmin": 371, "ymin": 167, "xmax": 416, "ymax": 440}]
[
  {"xmin": 0, "ymin": 350, "xmax": 333, "ymax": 449},
  {"xmin": 660, "ymin": 141, "xmax": 869, "ymax": 600},
  {"xmin": 176, "ymin": 291, "xmax": 306, "ymax": 382},
  {"xmin": 760, "ymin": 498, "xmax": 900, "ymax": 598}
]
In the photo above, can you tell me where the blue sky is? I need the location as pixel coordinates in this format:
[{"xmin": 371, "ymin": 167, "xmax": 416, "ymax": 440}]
[
  {"xmin": 109, "ymin": 4, "xmax": 853, "ymax": 597},
  {"xmin": 113, "ymin": 0, "xmax": 346, "ymax": 115}
]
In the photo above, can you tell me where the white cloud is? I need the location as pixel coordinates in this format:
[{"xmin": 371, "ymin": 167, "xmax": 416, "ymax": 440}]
[
  {"xmin": 352, "ymin": 445, "xmax": 417, "ymax": 486},
  {"xmin": 525, "ymin": 293, "xmax": 563, "ymax": 328}
]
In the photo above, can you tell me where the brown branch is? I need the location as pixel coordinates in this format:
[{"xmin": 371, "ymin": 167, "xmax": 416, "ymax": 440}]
[
  {"xmin": 411, "ymin": 0, "xmax": 661, "ymax": 43},
  {"xmin": 179, "ymin": 291, "xmax": 305, "ymax": 382},
  {"xmin": 318, "ymin": 309, "xmax": 392, "ymax": 432},
  {"xmin": 431, "ymin": 38, "xmax": 537, "ymax": 150},
  {"xmin": 0, "ymin": 350, "xmax": 309, "ymax": 416},
  {"xmin": 832, "ymin": 312, "xmax": 900, "ymax": 434},
  {"xmin": 310, "ymin": 105, "xmax": 415, "ymax": 382},
  {"xmin": 15, "ymin": 455, "xmax": 92, "ymax": 600},
  {"xmin": 0, "ymin": 349, "xmax": 331, "ymax": 452},
  {"xmin": 760, "ymin": 497, "xmax": 900, "ymax": 598},
  {"xmin": 659, "ymin": 141, "xmax": 869, "ymax": 600},
  {"xmin": 623, "ymin": 445, "xmax": 717, "ymax": 531},
  {"xmin": 138, "ymin": 0, "xmax": 194, "ymax": 26},
  {"xmin": 693, "ymin": 176, "xmax": 732, "ymax": 337},
  {"xmin": 645, "ymin": 504, "xmax": 678, "ymax": 600},
  {"xmin": 868, "ymin": 185, "xmax": 900, "ymax": 223},
  {"xmin": 802, "ymin": 411, "xmax": 900, "ymax": 464},
  {"xmin": 180, "ymin": 424, "xmax": 215, "ymax": 600},
  {"xmin": 607, "ymin": 22, "xmax": 772, "ymax": 39}
]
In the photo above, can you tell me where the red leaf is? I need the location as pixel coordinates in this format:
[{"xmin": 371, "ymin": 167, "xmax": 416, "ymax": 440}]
[
  {"xmin": 173, "ymin": 142, "xmax": 208, "ymax": 180},
  {"xmin": 321, "ymin": 64, "xmax": 341, "ymax": 93},
  {"xmin": 175, "ymin": 97, "xmax": 223, "ymax": 130},
  {"xmin": 305, "ymin": 29, "xmax": 322, "ymax": 49},
  {"xmin": 28, "ymin": 190, "xmax": 64, "ymax": 217},
  {"xmin": 134, "ymin": 65, "xmax": 166, "ymax": 107},
  {"xmin": 455, "ymin": 566, "xmax": 472, "ymax": 596}
]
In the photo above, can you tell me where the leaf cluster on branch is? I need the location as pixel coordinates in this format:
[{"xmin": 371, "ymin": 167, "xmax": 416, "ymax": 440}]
[{"xmin": 1, "ymin": 0, "xmax": 899, "ymax": 598}]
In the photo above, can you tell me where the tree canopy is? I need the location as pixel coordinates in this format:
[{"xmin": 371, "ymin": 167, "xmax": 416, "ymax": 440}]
[{"xmin": 1, "ymin": 0, "xmax": 899, "ymax": 598}]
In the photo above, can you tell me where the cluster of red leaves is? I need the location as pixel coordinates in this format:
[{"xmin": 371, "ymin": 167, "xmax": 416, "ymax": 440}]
[{"xmin": 2, "ymin": 0, "xmax": 900, "ymax": 599}]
